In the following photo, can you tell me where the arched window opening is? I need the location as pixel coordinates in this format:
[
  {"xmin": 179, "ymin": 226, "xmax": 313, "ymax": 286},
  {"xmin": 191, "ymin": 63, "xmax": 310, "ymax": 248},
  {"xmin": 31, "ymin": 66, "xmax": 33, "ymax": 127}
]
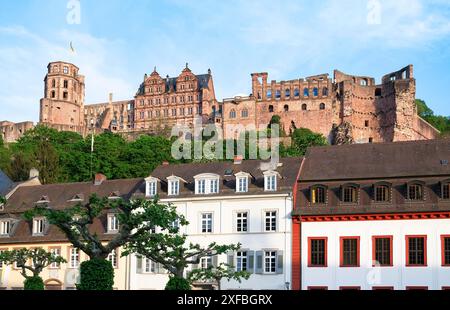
[
  {"xmin": 313, "ymin": 88, "xmax": 319, "ymax": 97},
  {"xmin": 302, "ymin": 104, "xmax": 307, "ymax": 111},
  {"xmin": 303, "ymin": 88, "xmax": 309, "ymax": 97},
  {"xmin": 319, "ymin": 103, "xmax": 325, "ymax": 110}
]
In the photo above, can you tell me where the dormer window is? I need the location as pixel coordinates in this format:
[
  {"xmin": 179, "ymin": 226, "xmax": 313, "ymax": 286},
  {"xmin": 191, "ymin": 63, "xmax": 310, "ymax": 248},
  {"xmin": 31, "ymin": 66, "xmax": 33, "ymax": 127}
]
[
  {"xmin": 145, "ymin": 177, "xmax": 159, "ymax": 197},
  {"xmin": 108, "ymin": 191, "xmax": 121, "ymax": 200},
  {"xmin": 69, "ymin": 194, "xmax": 84, "ymax": 202},
  {"xmin": 311, "ymin": 185, "xmax": 326, "ymax": 204},
  {"xmin": 0, "ymin": 220, "xmax": 11, "ymax": 236},
  {"xmin": 168, "ymin": 177, "xmax": 181, "ymax": 196},
  {"xmin": 36, "ymin": 196, "xmax": 50, "ymax": 204},
  {"xmin": 342, "ymin": 184, "xmax": 359, "ymax": 204},
  {"xmin": 408, "ymin": 182, "xmax": 424, "ymax": 201},
  {"xmin": 32, "ymin": 218, "xmax": 45, "ymax": 236},
  {"xmin": 194, "ymin": 174, "xmax": 220, "ymax": 195},
  {"xmin": 441, "ymin": 181, "xmax": 450, "ymax": 200},
  {"xmin": 235, "ymin": 172, "xmax": 250, "ymax": 193},
  {"xmin": 374, "ymin": 182, "xmax": 391, "ymax": 203},
  {"xmin": 264, "ymin": 171, "xmax": 278, "ymax": 192},
  {"xmin": 107, "ymin": 214, "xmax": 119, "ymax": 233}
]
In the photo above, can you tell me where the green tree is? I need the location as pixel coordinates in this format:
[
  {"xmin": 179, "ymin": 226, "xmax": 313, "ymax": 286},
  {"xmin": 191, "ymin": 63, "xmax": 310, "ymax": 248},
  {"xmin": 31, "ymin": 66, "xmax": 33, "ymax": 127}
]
[
  {"xmin": 0, "ymin": 136, "xmax": 11, "ymax": 171},
  {"xmin": 122, "ymin": 209, "xmax": 245, "ymax": 290},
  {"xmin": 283, "ymin": 128, "xmax": 328, "ymax": 157},
  {"xmin": 188, "ymin": 263, "xmax": 251, "ymax": 290},
  {"xmin": 34, "ymin": 138, "xmax": 60, "ymax": 184},
  {"xmin": 0, "ymin": 248, "xmax": 66, "ymax": 290},
  {"xmin": 416, "ymin": 99, "xmax": 450, "ymax": 136},
  {"xmin": 24, "ymin": 195, "xmax": 180, "ymax": 290}
]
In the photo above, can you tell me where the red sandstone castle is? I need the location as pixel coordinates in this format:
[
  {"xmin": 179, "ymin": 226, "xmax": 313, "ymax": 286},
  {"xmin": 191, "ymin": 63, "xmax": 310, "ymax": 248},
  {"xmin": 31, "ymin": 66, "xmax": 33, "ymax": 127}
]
[{"xmin": 0, "ymin": 61, "xmax": 439, "ymax": 143}]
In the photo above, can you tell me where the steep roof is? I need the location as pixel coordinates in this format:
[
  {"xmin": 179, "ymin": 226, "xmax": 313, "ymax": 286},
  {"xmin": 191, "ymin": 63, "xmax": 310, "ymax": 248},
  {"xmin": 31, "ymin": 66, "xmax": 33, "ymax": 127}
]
[
  {"xmin": 136, "ymin": 74, "xmax": 211, "ymax": 95},
  {"xmin": 0, "ymin": 170, "xmax": 13, "ymax": 196},
  {"xmin": 141, "ymin": 157, "xmax": 303, "ymax": 198},
  {"xmin": 4, "ymin": 178, "xmax": 144, "ymax": 214},
  {"xmin": 300, "ymin": 139, "xmax": 450, "ymax": 182}
]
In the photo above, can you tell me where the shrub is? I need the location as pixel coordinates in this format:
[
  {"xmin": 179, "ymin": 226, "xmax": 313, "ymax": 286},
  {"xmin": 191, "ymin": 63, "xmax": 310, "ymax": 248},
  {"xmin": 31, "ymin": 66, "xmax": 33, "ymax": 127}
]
[
  {"xmin": 24, "ymin": 276, "xmax": 44, "ymax": 290},
  {"xmin": 165, "ymin": 277, "xmax": 191, "ymax": 290},
  {"xmin": 76, "ymin": 258, "xmax": 114, "ymax": 290}
]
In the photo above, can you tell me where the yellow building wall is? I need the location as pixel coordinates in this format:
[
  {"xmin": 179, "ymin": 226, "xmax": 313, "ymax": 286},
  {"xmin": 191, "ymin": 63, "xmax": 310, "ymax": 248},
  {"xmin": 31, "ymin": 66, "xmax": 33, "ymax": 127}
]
[{"xmin": 0, "ymin": 242, "xmax": 128, "ymax": 290}]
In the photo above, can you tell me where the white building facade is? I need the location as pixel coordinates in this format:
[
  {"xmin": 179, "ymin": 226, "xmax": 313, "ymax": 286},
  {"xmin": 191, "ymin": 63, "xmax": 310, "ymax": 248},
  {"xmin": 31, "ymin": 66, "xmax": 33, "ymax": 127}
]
[
  {"xmin": 301, "ymin": 218, "xmax": 450, "ymax": 290},
  {"xmin": 129, "ymin": 158, "xmax": 301, "ymax": 290}
]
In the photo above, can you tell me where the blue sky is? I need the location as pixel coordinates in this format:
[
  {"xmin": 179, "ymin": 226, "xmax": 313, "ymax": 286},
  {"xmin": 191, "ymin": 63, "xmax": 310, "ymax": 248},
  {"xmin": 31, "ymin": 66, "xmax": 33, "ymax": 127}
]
[{"xmin": 0, "ymin": 0, "xmax": 449, "ymax": 122}]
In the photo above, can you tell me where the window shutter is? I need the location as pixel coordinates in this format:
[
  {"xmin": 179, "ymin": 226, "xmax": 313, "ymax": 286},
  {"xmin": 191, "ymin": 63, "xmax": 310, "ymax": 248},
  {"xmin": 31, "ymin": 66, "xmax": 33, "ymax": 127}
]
[
  {"xmin": 255, "ymin": 251, "xmax": 263, "ymax": 274},
  {"xmin": 247, "ymin": 251, "xmax": 255, "ymax": 274},
  {"xmin": 276, "ymin": 251, "xmax": 284, "ymax": 274},
  {"xmin": 136, "ymin": 257, "xmax": 143, "ymax": 274},
  {"xmin": 212, "ymin": 255, "xmax": 219, "ymax": 268},
  {"xmin": 227, "ymin": 251, "xmax": 234, "ymax": 270}
]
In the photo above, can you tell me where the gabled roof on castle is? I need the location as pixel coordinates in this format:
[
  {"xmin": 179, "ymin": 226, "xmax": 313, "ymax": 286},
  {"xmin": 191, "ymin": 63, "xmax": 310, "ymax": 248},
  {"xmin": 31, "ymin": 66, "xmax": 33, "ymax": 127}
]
[{"xmin": 136, "ymin": 74, "xmax": 211, "ymax": 95}]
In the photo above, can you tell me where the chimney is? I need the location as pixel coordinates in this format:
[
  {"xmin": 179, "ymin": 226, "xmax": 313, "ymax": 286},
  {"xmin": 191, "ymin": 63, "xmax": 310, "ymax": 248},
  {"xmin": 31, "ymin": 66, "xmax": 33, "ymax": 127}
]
[
  {"xmin": 94, "ymin": 173, "xmax": 107, "ymax": 186},
  {"xmin": 29, "ymin": 168, "xmax": 39, "ymax": 180},
  {"xmin": 234, "ymin": 155, "xmax": 243, "ymax": 165}
]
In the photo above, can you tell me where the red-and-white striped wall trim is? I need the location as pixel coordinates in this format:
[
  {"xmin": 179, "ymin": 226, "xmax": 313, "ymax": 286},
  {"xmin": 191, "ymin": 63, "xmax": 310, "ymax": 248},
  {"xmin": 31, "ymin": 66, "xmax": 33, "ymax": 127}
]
[{"xmin": 299, "ymin": 212, "xmax": 450, "ymax": 222}]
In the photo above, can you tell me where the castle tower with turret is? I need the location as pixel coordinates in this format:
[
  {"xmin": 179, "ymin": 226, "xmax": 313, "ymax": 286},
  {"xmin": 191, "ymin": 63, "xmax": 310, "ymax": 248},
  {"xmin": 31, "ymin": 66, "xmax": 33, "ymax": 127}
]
[{"xmin": 39, "ymin": 61, "xmax": 85, "ymax": 132}]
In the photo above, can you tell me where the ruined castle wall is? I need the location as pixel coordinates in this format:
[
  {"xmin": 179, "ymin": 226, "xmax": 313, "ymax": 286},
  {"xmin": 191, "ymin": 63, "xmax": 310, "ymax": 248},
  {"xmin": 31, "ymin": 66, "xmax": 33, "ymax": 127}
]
[{"xmin": 0, "ymin": 121, "xmax": 35, "ymax": 143}]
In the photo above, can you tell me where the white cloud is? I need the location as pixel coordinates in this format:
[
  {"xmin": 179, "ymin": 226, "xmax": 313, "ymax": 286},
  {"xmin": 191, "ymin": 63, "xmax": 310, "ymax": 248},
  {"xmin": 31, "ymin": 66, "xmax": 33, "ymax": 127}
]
[{"xmin": 0, "ymin": 26, "xmax": 135, "ymax": 122}]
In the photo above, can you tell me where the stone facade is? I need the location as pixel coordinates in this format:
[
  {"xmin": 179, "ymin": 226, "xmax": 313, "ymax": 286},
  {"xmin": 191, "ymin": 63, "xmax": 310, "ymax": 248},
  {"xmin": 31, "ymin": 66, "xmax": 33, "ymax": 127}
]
[
  {"xmin": 2, "ymin": 62, "xmax": 440, "ymax": 144},
  {"xmin": 222, "ymin": 65, "xmax": 440, "ymax": 143},
  {"xmin": 0, "ymin": 121, "xmax": 34, "ymax": 143}
]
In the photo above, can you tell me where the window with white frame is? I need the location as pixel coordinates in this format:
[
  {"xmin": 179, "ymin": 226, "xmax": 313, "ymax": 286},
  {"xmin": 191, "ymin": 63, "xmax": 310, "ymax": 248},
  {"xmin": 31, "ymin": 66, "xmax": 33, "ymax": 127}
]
[
  {"xmin": 168, "ymin": 179, "xmax": 180, "ymax": 196},
  {"xmin": 201, "ymin": 213, "xmax": 213, "ymax": 233},
  {"xmin": 210, "ymin": 179, "xmax": 219, "ymax": 194},
  {"xmin": 197, "ymin": 179, "xmax": 206, "ymax": 194},
  {"xmin": 265, "ymin": 211, "xmax": 277, "ymax": 232},
  {"xmin": 264, "ymin": 172, "xmax": 277, "ymax": 191},
  {"xmin": 0, "ymin": 220, "xmax": 11, "ymax": 236},
  {"xmin": 195, "ymin": 174, "xmax": 220, "ymax": 195},
  {"xmin": 146, "ymin": 180, "xmax": 157, "ymax": 197},
  {"xmin": 107, "ymin": 214, "xmax": 119, "ymax": 233},
  {"xmin": 236, "ymin": 251, "xmax": 247, "ymax": 272},
  {"xmin": 237, "ymin": 177, "xmax": 248, "ymax": 193},
  {"xmin": 32, "ymin": 218, "xmax": 45, "ymax": 235},
  {"xmin": 200, "ymin": 257, "xmax": 212, "ymax": 269},
  {"xmin": 264, "ymin": 251, "xmax": 277, "ymax": 273},
  {"xmin": 69, "ymin": 248, "xmax": 80, "ymax": 268},
  {"xmin": 107, "ymin": 249, "xmax": 118, "ymax": 268},
  {"xmin": 144, "ymin": 258, "xmax": 156, "ymax": 273},
  {"xmin": 49, "ymin": 248, "xmax": 61, "ymax": 269},
  {"xmin": 236, "ymin": 212, "xmax": 248, "ymax": 232}
]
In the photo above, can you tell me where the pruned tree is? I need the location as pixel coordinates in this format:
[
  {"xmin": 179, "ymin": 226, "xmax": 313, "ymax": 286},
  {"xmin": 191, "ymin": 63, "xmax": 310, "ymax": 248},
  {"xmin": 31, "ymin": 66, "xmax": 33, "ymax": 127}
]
[
  {"xmin": 188, "ymin": 263, "xmax": 251, "ymax": 290},
  {"xmin": 0, "ymin": 248, "xmax": 66, "ymax": 290},
  {"xmin": 24, "ymin": 195, "xmax": 180, "ymax": 290},
  {"xmin": 122, "ymin": 212, "xmax": 247, "ymax": 290}
]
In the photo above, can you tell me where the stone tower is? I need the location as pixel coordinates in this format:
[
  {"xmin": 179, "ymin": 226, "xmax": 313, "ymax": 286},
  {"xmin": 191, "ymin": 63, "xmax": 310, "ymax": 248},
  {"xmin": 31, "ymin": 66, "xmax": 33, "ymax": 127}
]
[{"xmin": 39, "ymin": 61, "xmax": 85, "ymax": 130}]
